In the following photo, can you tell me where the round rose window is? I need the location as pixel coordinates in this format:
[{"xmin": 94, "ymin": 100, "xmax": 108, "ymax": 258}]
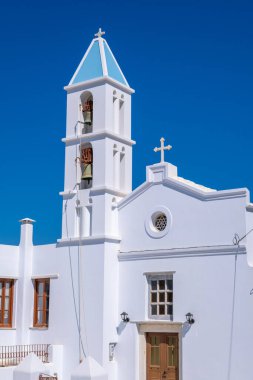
[
  {"xmin": 145, "ymin": 206, "xmax": 172, "ymax": 238},
  {"xmin": 154, "ymin": 213, "xmax": 167, "ymax": 231}
]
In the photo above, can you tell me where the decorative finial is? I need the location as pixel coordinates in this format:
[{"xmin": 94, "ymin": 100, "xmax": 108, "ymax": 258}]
[
  {"xmin": 154, "ymin": 137, "xmax": 172, "ymax": 163},
  {"xmin": 95, "ymin": 28, "xmax": 105, "ymax": 38}
]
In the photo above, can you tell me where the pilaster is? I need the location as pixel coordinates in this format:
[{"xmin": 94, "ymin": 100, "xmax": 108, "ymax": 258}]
[{"xmin": 17, "ymin": 218, "xmax": 35, "ymax": 344}]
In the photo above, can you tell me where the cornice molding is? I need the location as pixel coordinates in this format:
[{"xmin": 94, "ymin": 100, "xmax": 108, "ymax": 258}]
[
  {"xmin": 118, "ymin": 180, "xmax": 248, "ymax": 211},
  {"xmin": 59, "ymin": 187, "xmax": 128, "ymax": 198},
  {"xmin": 31, "ymin": 274, "xmax": 59, "ymax": 280},
  {"xmin": 118, "ymin": 244, "xmax": 246, "ymax": 261},
  {"xmin": 163, "ymin": 178, "xmax": 248, "ymax": 201},
  {"xmin": 59, "ymin": 190, "xmax": 77, "ymax": 199},
  {"xmin": 118, "ymin": 182, "xmax": 153, "ymax": 210},
  {"xmin": 64, "ymin": 76, "xmax": 135, "ymax": 95},
  {"xmin": 132, "ymin": 321, "xmax": 184, "ymax": 333},
  {"xmin": 0, "ymin": 275, "xmax": 19, "ymax": 280},
  {"xmin": 57, "ymin": 235, "xmax": 121, "ymax": 247},
  {"xmin": 131, "ymin": 321, "xmax": 183, "ymax": 326},
  {"xmin": 90, "ymin": 186, "xmax": 128, "ymax": 197},
  {"xmin": 62, "ymin": 130, "xmax": 136, "ymax": 147}
]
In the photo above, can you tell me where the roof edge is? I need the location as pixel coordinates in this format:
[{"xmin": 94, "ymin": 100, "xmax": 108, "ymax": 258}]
[
  {"xmin": 103, "ymin": 39, "xmax": 130, "ymax": 87},
  {"xmin": 64, "ymin": 76, "xmax": 135, "ymax": 94},
  {"xmin": 117, "ymin": 179, "xmax": 249, "ymax": 211},
  {"xmin": 69, "ymin": 38, "xmax": 95, "ymax": 86}
]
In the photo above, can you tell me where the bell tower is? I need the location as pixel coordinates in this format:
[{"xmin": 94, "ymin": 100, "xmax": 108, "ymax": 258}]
[{"xmin": 59, "ymin": 28, "xmax": 135, "ymax": 241}]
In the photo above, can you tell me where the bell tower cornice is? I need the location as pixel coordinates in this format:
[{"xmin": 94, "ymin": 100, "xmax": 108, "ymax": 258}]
[
  {"xmin": 64, "ymin": 76, "xmax": 135, "ymax": 95},
  {"xmin": 62, "ymin": 130, "xmax": 136, "ymax": 147}
]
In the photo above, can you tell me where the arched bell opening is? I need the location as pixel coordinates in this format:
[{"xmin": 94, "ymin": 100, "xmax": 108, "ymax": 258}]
[
  {"xmin": 80, "ymin": 91, "xmax": 93, "ymax": 134},
  {"xmin": 80, "ymin": 143, "xmax": 93, "ymax": 189}
]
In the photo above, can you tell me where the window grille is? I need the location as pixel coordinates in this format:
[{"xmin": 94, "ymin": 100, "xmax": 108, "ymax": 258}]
[
  {"xmin": 154, "ymin": 214, "xmax": 167, "ymax": 231},
  {"xmin": 148, "ymin": 275, "xmax": 173, "ymax": 320}
]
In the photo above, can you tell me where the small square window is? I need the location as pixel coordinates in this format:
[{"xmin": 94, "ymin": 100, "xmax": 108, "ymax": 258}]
[{"xmin": 148, "ymin": 274, "xmax": 174, "ymax": 320}]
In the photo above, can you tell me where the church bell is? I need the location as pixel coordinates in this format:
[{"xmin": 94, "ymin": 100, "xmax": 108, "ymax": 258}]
[
  {"xmin": 81, "ymin": 146, "xmax": 93, "ymax": 181},
  {"xmin": 83, "ymin": 110, "xmax": 92, "ymax": 125},
  {"xmin": 82, "ymin": 100, "xmax": 93, "ymax": 125},
  {"xmin": 81, "ymin": 163, "xmax": 92, "ymax": 180}
]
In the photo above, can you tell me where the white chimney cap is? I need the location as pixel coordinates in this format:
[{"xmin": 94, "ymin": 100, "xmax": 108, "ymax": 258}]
[{"xmin": 19, "ymin": 218, "xmax": 36, "ymax": 225}]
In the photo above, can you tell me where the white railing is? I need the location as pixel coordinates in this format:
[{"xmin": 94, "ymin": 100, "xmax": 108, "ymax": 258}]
[{"xmin": 0, "ymin": 344, "xmax": 50, "ymax": 367}]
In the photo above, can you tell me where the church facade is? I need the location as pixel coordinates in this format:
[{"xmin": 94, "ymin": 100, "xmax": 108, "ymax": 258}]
[{"xmin": 0, "ymin": 29, "xmax": 253, "ymax": 380}]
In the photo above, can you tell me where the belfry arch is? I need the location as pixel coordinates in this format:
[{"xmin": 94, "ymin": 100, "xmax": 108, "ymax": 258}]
[
  {"xmin": 80, "ymin": 143, "xmax": 93, "ymax": 189},
  {"xmin": 80, "ymin": 91, "xmax": 93, "ymax": 134}
]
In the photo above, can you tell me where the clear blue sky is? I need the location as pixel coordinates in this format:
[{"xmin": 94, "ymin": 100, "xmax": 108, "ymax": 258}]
[{"xmin": 0, "ymin": 0, "xmax": 252, "ymax": 245}]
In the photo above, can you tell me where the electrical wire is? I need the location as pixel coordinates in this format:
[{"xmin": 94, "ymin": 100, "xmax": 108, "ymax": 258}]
[
  {"xmin": 63, "ymin": 120, "xmax": 88, "ymax": 361},
  {"xmin": 77, "ymin": 127, "xmax": 90, "ymax": 358},
  {"xmin": 74, "ymin": 128, "xmax": 82, "ymax": 362},
  {"xmin": 233, "ymin": 229, "xmax": 253, "ymax": 246},
  {"xmin": 65, "ymin": 199, "xmax": 86, "ymax": 359},
  {"xmin": 74, "ymin": 120, "xmax": 90, "ymax": 361},
  {"xmin": 227, "ymin": 227, "xmax": 253, "ymax": 380},
  {"xmin": 227, "ymin": 236, "xmax": 239, "ymax": 380}
]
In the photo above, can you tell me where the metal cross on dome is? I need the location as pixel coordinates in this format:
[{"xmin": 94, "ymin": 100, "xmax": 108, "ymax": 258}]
[
  {"xmin": 95, "ymin": 28, "xmax": 105, "ymax": 38},
  {"xmin": 154, "ymin": 137, "xmax": 172, "ymax": 163}
]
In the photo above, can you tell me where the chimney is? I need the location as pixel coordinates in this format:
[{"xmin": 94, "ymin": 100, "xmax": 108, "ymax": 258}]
[
  {"xmin": 17, "ymin": 218, "xmax": 35, "ymax": 344},
  {"xmin": 19, "ymin": 218, "xmax": 35, "ymax": 247}
]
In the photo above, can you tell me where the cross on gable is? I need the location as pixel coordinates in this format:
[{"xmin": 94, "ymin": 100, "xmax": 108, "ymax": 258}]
[
  {"xmin": 154, "ymin": 137, "xmax": 172, "ymax": 163},
  {"xmin": 95, "ymin": 28, "xmax": 105, "ymax": 38}
]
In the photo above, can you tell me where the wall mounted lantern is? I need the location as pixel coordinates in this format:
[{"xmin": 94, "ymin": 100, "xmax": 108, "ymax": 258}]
[
  {"xmin": 185, "ymin": 312, "xmax": 195, "ymax": 324},
  {"xmin": 120, "ymin": 311, "xmax": 130, "ymax": 323}
]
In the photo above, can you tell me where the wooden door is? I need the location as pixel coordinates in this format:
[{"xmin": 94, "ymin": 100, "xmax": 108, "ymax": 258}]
[{"xmin": 146, "ymin": 333, "xmax": 179, "ymax": 380}]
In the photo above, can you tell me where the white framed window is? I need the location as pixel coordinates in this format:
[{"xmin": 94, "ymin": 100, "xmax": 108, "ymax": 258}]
[{"xmin": 148, "ymin": 274, "xmax": 173, "ymax": 320}]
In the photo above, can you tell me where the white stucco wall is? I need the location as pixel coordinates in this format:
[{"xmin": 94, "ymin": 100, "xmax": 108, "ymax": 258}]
[
  {"xmin": 119, "ymin": 182, "xmax": 248, "ymax": 252},
  {"xmin": 117, "ymin": 251, "xmax": 253, "ymax": 380}
]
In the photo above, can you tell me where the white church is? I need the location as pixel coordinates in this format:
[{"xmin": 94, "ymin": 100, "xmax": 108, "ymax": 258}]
[{"xmin": 0, "ymin": 28, "xmax": 253, "ymax": 380}]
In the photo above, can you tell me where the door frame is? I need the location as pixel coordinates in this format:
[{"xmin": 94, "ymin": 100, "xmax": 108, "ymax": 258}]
[{"xmin": 136, "ymin": 322, "xmax": 183, "ymax": 380}]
